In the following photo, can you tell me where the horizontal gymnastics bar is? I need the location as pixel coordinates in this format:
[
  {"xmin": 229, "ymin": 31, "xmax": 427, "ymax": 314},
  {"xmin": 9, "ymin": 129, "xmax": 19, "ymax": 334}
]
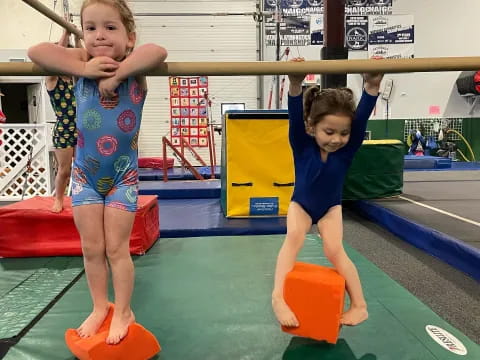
[
  {"xmin": 22, "ymin": 0, "xmax": 83, "ymax": 38},
  {"xmin": 1, "ymin": 57, "xmax": 479, "ymax": 76}
]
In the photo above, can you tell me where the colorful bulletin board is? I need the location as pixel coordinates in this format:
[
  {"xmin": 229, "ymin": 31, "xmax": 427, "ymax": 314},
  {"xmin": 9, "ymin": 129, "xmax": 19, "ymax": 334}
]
[{"xmin": 169, "ymin": 76, "xmax": 209, "ymax": 147}]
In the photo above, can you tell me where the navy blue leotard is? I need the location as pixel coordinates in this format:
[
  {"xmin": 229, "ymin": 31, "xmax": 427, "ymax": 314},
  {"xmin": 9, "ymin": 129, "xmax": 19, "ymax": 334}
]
[{"xmin": 289, "ymin": 90, "xmax": 378, "ymax": 223}]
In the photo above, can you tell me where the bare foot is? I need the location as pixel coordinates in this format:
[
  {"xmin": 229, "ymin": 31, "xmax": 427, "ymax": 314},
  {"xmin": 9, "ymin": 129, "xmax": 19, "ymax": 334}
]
[
  {"xmin": 106, "ymin": 309, "xmax": 135, "ymax": 345},
  {"xmin": 272, "ymin": 296, "xmax": 299, "ymax": 327},
  {"xmin": 77, "ymin": 306, "xmax": 110, "ymax": 338},
  {"xmin": 51, "ymin": 198, "xmax": 63, "ymax": 213},
  {"xmin": 340, "ymin": 306, "xmax": 368, "ymax": 326}
]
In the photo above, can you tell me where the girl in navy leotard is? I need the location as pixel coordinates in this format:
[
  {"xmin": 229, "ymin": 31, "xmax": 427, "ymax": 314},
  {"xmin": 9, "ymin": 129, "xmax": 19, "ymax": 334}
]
[
  {"xmin": 29, "ymin": 0, "xmax": 167, "ymax": 345},
  {"xmin": 272, "ymin": 57, "xmax": 384, "ymax": 328}
]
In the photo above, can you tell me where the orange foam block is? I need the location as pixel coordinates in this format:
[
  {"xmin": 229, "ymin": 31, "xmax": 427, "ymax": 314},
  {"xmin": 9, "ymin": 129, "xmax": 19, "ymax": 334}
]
[
  {"xmin": 65, "ymin": 305, "xmax": 161, "ymax": 360},
  {"xmin": 282, "ymin": 262, "xmax": 346, "ymax": 344}
]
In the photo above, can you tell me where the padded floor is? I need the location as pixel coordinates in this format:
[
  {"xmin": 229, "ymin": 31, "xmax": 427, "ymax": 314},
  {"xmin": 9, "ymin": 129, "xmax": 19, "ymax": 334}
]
[
  {"xmin": 352, "ymin": 169, "xmax": 480, "ymax": 281},
  {"xmin": 404, "ymin": 155, "xmax": 451, "ymax": 169},
  {"xmin": 158, "ymin": 198, "xmax": 286, "ymax": 237},
  {"xmin": 3, "ymin": 235, "xmax": 479, "ymax": 360},
  {"xmin": 139, "ymin": 179, "xmax": 220, "ymax": 199},
  {"xmin": 373, "ymin": 170, "xmax": 480, "ymax": 248},
  {"xmin": 0, "ymin": 257, "xmax": 83, "ymax": 339},
  {"xmin": 139, "ymin": 166, "xmax": 221, "ymax": 181},
  {"xmin": 405, "ymin": 161, "xmax": 480, "ymax": 171}
]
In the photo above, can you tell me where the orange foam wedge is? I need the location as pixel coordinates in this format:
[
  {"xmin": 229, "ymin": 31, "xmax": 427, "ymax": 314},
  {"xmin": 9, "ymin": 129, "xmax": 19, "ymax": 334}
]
[{"xmin": 65, "ymin": 304, "xmax": 161, "ymax": 360}]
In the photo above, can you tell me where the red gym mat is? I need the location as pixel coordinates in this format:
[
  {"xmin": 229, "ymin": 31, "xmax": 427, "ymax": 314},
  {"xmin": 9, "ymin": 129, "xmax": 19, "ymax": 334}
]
[
  {"xmin": 138, "ymin": 157, "xmax": 174, "ymax": 169},
  {"xmin": 0, "ymin": 195, "xmax": 160, "ymax": 257}
]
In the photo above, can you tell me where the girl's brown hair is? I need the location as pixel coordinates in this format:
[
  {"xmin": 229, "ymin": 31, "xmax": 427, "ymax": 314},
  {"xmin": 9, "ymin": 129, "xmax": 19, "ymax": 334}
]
[
  {"xmin": 303, "ymin": 86, "xmax": 356, "ymax": 128},
  {"xmin": 80, "ymin": 0, "xmax": 136, "ymax": 34}
]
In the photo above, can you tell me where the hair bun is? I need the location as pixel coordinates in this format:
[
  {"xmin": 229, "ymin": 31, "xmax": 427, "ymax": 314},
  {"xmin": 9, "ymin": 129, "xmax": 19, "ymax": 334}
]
[
  {"xmin": 339, "ymin": 87, "xmax": 353, "ymax": 96},
  {"xmin": 303, "ymin": 86, "xmax": 356, "ymax": 127},
  {"xmin": 304, "ymin": 85, "xmax": 321, "ymax": 101}
]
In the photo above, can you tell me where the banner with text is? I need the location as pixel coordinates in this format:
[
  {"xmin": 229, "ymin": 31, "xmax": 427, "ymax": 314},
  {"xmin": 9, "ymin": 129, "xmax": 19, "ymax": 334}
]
[
  {"xmin": 368, "ymin": 15, "xmax": 414, "ymax": 58},
  {"xmin": 368, "ymin": 43, "xmax": 414, "ymax": 59},
  {"xmin": 368, "ymin": 15, "xmax": 414, "ymax": 44},
  {"xmin": 346, "ymin": 16, "xmax": 369, "ymax": 51},
  {"xmin": 265, "ymin": 0, "xmax": 392, "ymax": 46}
]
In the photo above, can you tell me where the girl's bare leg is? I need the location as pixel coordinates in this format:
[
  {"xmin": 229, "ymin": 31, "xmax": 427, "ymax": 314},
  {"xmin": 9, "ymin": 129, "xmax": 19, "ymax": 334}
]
[
  {"xmin": 104, "ymin": 206, "xmax": 136, "ymax": 344},
  {"xmin": 74, "ymin": 204, "xmax": 110, "ymax": 337},
  {"xmin": 272, "ymin": 202, "xmax": 312, "ymax": 327},
  {"xmin": 318, "ymin": 205, "xmax": 368, "ymax": 326}
]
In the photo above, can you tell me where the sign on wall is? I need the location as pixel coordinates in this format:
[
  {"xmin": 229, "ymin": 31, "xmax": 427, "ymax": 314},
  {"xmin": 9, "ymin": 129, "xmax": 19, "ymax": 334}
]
[
  {"xmin": 368, "ymin": 15, "xmax": 414, "ymax": 58},
  {"xmin": 169, "ymin": 76, "xmax": 210, "ymax": 147},
  {"xmin": 346, "ymin": 16, "xmax": 369, "ymax": 51},
  {"xmin": 310, "ymin": 14, "xmax": 324, "ymax": 45},
  {"xmin": 265, "ymin": 0, "xmax": 322, "ymax": 46},
  {"xmin": 369, "ymin": 15, "xmax": 414, "ymax": 44},
  {"xmin": 345, "ymin": 0, "xmax": 392, "ymax": 15},
  {"xmin": 264, "ymin": 0, "xmax": 392, "ymax": 46},
  {"xmin": 368, "ymin": 43, "xmax": 414, "ymax": 59}
]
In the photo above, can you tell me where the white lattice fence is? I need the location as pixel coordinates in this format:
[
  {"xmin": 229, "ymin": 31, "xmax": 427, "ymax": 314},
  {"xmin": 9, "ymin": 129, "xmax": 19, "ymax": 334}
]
[
  {"xmin": 0, "ymin": 124, "xmax": 52, "ymax": 202},
  {"xmin": 404, "ymin": 118, "xmax": 463, "ymax": 142}
]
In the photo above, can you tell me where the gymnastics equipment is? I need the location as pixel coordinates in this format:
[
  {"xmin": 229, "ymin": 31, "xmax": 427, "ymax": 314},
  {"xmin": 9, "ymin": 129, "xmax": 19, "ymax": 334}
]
[
  {"xmin": 22, "ymin": 0, "xmax": 82, "ymax": 38},
  {"xmin": 18, "ymin": 0, "xmax": 480, "ymax": 76},
  {"xmin": 343, "ymin": 140, "xmax": 404, "ymax": 200},
  {"xmin": 221, "ymin": 111, "xmax": 294, "ymax": 217},
  {"xmin": 4, "ymin": 57, "xmax": 480, "ymax": 76},
  {"xmin": 162, "ymin": 136, "xmax": 204, "ymax": 181},
  {"xmin": 65, "ymin": 303, "xmax": 161, "ymax": 360},
  {"xmin": 282, "ymin": 262, "xmax": 345, "ymax": 344},
  {"xmin": 0, "ymin": 195, "xmax": 159, "ymax": 257}
]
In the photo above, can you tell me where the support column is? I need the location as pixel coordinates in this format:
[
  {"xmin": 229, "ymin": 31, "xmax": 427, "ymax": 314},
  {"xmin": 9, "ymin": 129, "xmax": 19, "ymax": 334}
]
[{"xmin": 321, "ymin": 0, "xmax": 348, "ymax": 89}]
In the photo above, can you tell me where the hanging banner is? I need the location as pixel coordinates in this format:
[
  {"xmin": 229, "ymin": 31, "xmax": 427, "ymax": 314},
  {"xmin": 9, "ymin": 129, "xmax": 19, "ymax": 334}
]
[
  {"xmin": 346, "ymin": 16, "xmax": 369, "ymax": 51},
  {"xmin": 264, "ymin": 0, "xmax": 391, "ymax": 46},
  {"xmin": 369, "ymin": 15, "xmax": 414, "ymax": 44},
  {"xmin": 265, "ymin": 18, "xmax": 313, "ymax": 47},
  {"xmin": 368, "ymin": 43, "xmax": 414, "ymax": 59},
  {"xmin": 264, "ymin": 0, "xmax": 391, "ymax": 15},
  {"xmin": 345, "ymin": 0, "xmax": 392, "ymax": 15},
  {"xmin": 169, "ymin": 76, "xmax": 209, "ymax": 147},
  {"xmin": 264, "ymin": 0, "xmax": 322, "ymax": 46},
  {"xmin": 310, "ymin": 14, "xmax": 324, "ymax": 45}
]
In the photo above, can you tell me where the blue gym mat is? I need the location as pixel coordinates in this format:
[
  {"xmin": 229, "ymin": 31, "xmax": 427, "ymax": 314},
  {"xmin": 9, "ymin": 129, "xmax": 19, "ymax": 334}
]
[
  {"xmin": 351, "ymin": 200, "xmax": 480, "ymax": 281},
  {"xmin": 139, "ymin": 180, "xmax": 220, "ymax": 199},
  {"xmin": 405, "ymin": 161, "xmax": 480, "ymax": 171},
  {"xmin": 404, "ymin": 155, "xmax": 451, "ymax": 169},
  {"xmin": 139, "ymin": 166, "xmax": 221, "ymax": 181},
  {"xmin": 158, "ymin": 198, "xmax": 286, "ymax": 238},
  {"xmin": 142, "ymin": 164, "xmax": 480, "ymax": 282}
]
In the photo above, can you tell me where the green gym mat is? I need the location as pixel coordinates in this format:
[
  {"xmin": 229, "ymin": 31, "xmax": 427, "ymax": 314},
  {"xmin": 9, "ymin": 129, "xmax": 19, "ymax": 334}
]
[
  {"xmin": 3, "ymin": 235, "xmax": 479, "ymax": 360},
  {"xmin": 0, "ymin": 257, "xmax": 84, "ymax": 339}
]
